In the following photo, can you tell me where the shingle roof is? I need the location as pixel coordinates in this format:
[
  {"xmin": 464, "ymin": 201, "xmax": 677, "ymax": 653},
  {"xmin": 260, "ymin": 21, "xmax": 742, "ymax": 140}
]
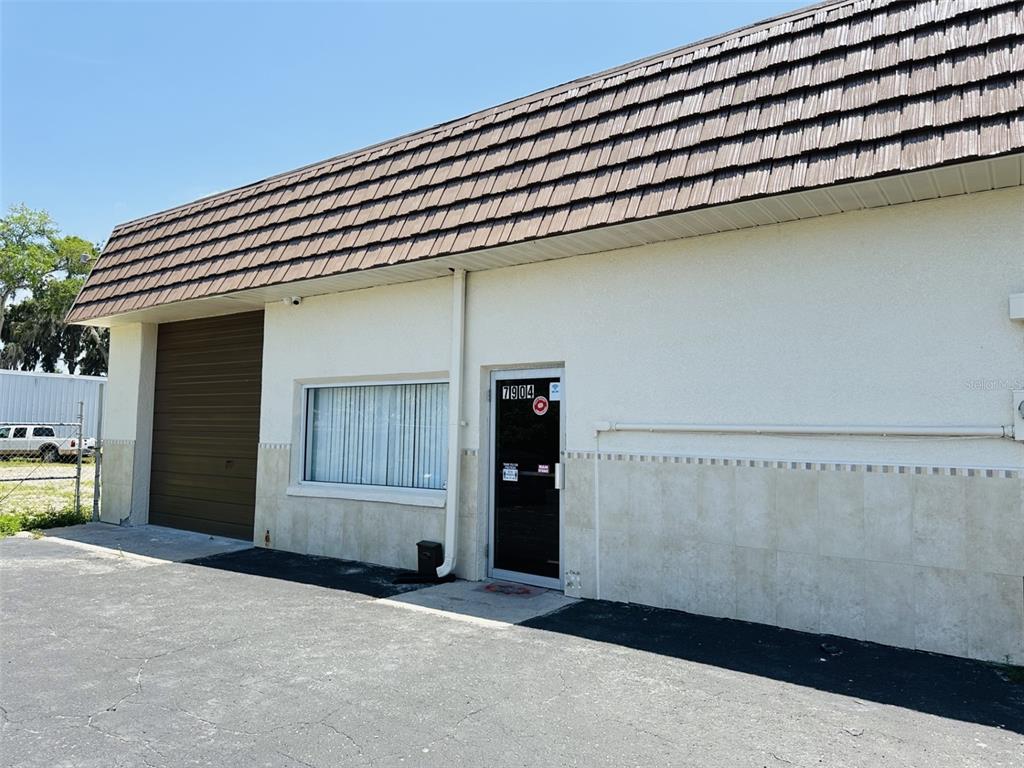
[{"xmin": 69, "ymin": 0, "xmax": 1024, "ymax": 323}]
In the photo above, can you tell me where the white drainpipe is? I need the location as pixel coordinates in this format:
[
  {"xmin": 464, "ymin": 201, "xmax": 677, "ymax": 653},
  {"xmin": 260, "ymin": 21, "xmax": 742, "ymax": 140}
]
[{"xmin": 437, "ymin": 268, "xmax": 466, "ymax": 578}]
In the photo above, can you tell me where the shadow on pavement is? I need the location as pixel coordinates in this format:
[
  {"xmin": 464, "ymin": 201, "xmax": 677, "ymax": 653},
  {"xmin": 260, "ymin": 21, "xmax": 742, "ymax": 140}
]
[
  {"xmin": 184, "ymin": 547, "xmax": 426, "ymax": 599},
  {"xmin": 183, "ymin": 547, "xmax": 1024, "ymax": 732},
  {"xmin": 522, "ymin": 600, "xmax": 1024, "ymax": 733},
  {"xmin": 186, "ymin": 548, "xmax": 575, "ymax": 624}
]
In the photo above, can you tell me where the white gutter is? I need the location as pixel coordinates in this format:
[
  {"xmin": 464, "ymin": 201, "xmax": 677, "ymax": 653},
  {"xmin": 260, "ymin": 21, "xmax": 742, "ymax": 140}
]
[
  {"xmin": 437, "ymin": 269, "xmax": 466, "ymax": 578},
  {"xmin": 593, "ymin": 422, "xmax": 1014, "ymax": 439}
]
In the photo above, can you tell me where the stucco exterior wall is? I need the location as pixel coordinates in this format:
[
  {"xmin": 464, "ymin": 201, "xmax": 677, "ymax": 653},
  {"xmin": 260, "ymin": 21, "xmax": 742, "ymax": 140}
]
[
  {"xmin": 462, "ymin": 186, "xmax": 1024, "ymax": 468},
  {"xmin": 258, "ymin": 277, "xmax": 452, "ymax": 444},
  {"xmin": 253, "ymin": 443, "xmax": 447, "ymax": 570},
  {"xmin": 254, "ymin": 187, "xmax": 1023, "ymax": 660},
  {"xmin": 256, "ymin": 277, "xmax": 454, "ymax": 571},
  {"xmin": 100, "ymin": 323, "xmax": 157, "ymax": 525},
  {"xmin": 562, "ymin": 453, "xmax": 1023, "ymax": 662}
]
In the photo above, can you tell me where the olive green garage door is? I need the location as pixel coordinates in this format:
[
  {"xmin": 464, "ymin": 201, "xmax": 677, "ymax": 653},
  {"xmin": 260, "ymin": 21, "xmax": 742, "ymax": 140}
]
[{"xmin": 149, "ymin": 311, "xmax": 264, "ymax": 540}]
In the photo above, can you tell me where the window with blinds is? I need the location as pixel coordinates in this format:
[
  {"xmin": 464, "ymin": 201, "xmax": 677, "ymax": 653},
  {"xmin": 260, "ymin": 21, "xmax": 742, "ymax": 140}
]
[{"xmin": 304, "ymin": 382, "xmax": 448, "ymax": 490}]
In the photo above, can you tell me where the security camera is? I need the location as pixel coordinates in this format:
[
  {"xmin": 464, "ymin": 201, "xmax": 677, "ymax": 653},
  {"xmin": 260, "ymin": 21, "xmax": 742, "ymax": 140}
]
[{"xmin": 283, "ymin": 296, "xmax": 302, "ymax": 306}]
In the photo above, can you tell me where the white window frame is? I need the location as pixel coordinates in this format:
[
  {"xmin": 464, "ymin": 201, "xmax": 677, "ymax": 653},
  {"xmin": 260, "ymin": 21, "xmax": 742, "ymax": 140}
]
[{"xmin": 287, "ymin": 377, "xmax": 448, "ymax": 508}]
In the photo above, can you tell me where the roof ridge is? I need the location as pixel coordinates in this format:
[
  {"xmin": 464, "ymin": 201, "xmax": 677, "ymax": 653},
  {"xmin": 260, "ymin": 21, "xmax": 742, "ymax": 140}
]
[{"xmin": 111, "ymin": 0, "xmax": 864, "ymax": 232}]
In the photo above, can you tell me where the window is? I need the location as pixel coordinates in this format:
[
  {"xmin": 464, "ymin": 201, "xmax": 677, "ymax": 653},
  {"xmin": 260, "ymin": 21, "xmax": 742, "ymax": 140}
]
[
  {"xmin": 32, "ymin": 427, "xmax": 55, "ymax": 437},
  {"xmin": 304, "ymin": 382, "xmax": 448, "ymax": 490},
  {"xmin": 13, "ymin": 428, "xmax": 26, "ymax": 438},
  {"xmin": 0, "ymin": 428, "xmax": 8, "ymax": 439}
]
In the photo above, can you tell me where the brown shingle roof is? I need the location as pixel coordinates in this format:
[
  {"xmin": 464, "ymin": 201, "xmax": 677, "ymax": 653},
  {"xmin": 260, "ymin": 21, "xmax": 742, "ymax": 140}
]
[{"xmin": 70, "ymin": 0, "xmax": 1024, "ymax": 323}]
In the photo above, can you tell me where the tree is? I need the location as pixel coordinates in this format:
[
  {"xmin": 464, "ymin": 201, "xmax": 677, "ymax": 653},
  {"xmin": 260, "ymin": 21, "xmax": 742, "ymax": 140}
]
[
  {"xmin": 78, "ymin": 327, "xmax": 109, "ymax": 376},
  {"xmin": 0, "ymin": 207, "xmax": 108, "ymax": 374},
  {"xmin": 0, "ymin": 205, "xmax": 59, "ymax": 342}
]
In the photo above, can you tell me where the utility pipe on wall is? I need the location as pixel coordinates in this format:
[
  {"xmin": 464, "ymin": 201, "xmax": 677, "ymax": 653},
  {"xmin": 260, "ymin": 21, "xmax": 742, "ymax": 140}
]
[
  {"xmin": 593, "ymin": 422, "xmax": 1014, "ymax": 439},
  {"xmin": 437, "ymin": 268, "xmax": 466, "ymax": 578}
]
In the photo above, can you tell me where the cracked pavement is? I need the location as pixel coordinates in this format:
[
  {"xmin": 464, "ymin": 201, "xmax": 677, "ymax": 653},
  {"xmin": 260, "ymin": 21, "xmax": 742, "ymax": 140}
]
[{"xmin": 2, "ymin": 534, "xmax": 1022, "ymax": 767}]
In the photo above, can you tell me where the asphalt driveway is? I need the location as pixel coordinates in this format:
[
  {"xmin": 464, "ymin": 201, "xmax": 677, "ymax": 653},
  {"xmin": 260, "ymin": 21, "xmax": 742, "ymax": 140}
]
[{"xmin": 1, "ymin": 528, "xmax": 1022, "ymax": 767}]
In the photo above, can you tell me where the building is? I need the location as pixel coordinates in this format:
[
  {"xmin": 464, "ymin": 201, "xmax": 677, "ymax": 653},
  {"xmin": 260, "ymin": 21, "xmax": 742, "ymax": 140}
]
[
  {"xmin": 0, "ymin": 369, "xmax": 105, "ymax": 438},
  {"xmin": 70, "ymin": 0, "xmax": 1024, "ymax": 663}
]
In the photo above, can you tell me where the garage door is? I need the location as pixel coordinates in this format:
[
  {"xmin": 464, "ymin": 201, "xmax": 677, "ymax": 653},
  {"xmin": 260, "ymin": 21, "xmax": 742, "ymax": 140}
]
[{"xmin": 149, "ymin": 311, "xmax": 264, "ymax": 539}]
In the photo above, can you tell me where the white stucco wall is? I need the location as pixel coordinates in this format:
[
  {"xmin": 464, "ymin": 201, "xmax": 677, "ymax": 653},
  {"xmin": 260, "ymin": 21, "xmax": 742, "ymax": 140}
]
[
  {"xmin": 104, "ymin": 324, "xmax": 157, "ymax": 442},
  {"xmin": 262, "ymin": 186, "xmax": 1023, "ymax": 468},
  {"xmin": 462, "ymin": 186, "xmax": 1024, "ymax": 468},
  {"xmin": 255, "ymin": 277, "xmax": 454, "ymax": 570},
  {"xmin": 253, "ymin": 187, "xmax": 1023, "ymax": 660},
  {"xmin": 101, "ymin": 323, "xmax": 157, "ymax": 525},
  {"xmin": 259, "ymin": 276, "xmax": 452, "ymax": 444}
]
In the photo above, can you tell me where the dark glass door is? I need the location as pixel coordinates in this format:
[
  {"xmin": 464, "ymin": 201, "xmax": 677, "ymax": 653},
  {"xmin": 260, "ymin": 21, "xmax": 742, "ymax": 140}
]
[{"xmin": 492, "ymin": 373, "xmax": 561, "ymax": 583}]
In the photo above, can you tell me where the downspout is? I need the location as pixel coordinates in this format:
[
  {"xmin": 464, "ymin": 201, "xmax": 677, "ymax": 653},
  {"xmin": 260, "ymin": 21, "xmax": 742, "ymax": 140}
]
[{"xmin": 437, "ymin": 268, "xmax": 466, "ymax": 578}]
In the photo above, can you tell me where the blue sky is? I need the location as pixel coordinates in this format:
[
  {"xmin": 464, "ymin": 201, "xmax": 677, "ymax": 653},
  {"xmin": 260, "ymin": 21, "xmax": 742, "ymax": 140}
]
[{"xmin": 2, "ymin": 1, "xmax": 806, "ymax": 245}]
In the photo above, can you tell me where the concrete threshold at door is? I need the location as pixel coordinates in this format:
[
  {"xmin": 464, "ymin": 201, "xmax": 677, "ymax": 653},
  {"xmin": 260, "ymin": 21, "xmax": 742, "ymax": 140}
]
[{"xmin": 372, "ymin": 579, "xmax": 577, "ymax": 627}]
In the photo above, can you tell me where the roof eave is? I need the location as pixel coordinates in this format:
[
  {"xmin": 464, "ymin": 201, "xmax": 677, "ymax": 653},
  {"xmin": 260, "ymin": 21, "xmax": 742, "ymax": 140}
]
[{"xmin": 70, "ymin": 154, "xmax": 1024, "ymax": 328}]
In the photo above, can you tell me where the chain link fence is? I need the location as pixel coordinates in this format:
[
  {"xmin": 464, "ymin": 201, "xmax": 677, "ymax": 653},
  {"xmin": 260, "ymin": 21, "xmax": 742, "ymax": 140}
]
[{"xmin": 0, "ymin": 402, "xmax": 101, "ymax": 534}]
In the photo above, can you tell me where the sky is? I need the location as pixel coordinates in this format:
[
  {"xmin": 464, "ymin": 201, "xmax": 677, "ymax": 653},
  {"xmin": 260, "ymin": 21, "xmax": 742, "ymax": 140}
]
[{"xmin": 2, "ymin": 0, "xmax": 807, "ymax": 246}]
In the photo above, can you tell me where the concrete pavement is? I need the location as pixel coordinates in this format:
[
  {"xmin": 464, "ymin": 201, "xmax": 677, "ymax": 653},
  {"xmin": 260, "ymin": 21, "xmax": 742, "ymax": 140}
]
[
  {"xmin": 1, "ymin": 529, "xmax": 1021, "ymax": 767},
  {"xmin": 36, "ymin": 522, "xmax": 252, "ymax": 562}
]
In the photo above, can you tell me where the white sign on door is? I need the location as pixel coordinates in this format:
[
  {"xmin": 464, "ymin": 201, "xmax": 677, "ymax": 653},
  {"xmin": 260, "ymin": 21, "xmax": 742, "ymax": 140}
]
[{"xmin": 549, "ymin": 381, "xmax": 561, "ymax": 401}]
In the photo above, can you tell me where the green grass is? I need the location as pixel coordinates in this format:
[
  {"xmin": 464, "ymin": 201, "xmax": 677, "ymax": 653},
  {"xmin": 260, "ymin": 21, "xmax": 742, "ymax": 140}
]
[
  {"xmin": 0, "ymin": 506, "xmax": 91, "ymax": 536},
  {"xmin": 0, "ymin": 456, "xmax": 94, "ymax": 468},
  {"xmin": 0, "ymin": 470, "xmax": 95, "ymax": 537}
]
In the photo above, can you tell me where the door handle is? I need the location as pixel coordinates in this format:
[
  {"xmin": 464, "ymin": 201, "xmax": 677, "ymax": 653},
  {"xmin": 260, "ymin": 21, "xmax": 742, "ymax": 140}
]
[{"xmin": 554, "ymin": 462, "xmax": 563, "ymax": 491}]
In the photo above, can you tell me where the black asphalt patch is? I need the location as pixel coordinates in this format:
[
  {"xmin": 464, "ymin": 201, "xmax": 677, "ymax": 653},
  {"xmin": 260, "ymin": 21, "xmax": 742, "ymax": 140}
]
[
  {"xmin": 183, "ymin": 547, "xmax": 426, "ymax": 598},
  {"xmin": 523, "ymin": 600, "xmax": 1024, "ymax": 733}
]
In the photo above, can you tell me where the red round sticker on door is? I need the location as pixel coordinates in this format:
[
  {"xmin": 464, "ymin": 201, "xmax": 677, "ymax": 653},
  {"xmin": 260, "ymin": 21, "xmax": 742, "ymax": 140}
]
[{"xmin": 532, "ymin": 396, "xmax": 549, "ymax": 416}]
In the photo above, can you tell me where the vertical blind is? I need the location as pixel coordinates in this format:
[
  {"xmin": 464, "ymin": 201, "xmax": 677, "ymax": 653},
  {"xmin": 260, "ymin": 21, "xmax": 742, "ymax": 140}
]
[{"xmin": 304, "ymin": 382, "xmax": 448, "ymax": 490}]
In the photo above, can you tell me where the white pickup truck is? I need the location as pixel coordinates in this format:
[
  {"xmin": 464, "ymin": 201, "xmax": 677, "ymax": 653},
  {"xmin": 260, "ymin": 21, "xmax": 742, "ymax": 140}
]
[{"xmin": 0, "ymin": 425, "xmax": 96, "ymax": 463}]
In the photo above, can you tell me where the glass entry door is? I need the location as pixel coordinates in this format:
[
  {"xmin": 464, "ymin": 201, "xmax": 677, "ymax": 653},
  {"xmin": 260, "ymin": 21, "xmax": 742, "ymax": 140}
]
[{"xmin": 490, "ymin": 369, "xmax": 562, "ymax": 588}]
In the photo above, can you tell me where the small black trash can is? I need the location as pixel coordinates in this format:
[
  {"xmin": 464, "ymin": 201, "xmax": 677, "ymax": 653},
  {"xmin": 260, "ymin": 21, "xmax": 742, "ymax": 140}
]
[{"xmin": 417, "ymin": 540, "xmax": 443, "ymax": 577}]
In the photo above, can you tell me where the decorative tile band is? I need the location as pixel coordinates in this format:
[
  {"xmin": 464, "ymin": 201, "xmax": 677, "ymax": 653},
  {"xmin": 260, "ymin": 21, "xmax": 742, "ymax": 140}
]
[
  {"xmin": 254, "ymin": 444, "xmax": 1019, "ymax": 478},
  {"xmin": 562, "ymin": 450, "xmax": 1021, "ymax": 479},
  {"xmin": 260, "ymin": 443, "xmax": 478, "ymax": 455}
]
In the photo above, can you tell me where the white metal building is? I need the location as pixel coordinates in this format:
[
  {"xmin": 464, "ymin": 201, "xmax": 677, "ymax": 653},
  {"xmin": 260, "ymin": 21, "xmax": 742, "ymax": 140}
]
[{"xmin": 0, "ymin": 369, "xmax": 105, "ymax": 437}]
